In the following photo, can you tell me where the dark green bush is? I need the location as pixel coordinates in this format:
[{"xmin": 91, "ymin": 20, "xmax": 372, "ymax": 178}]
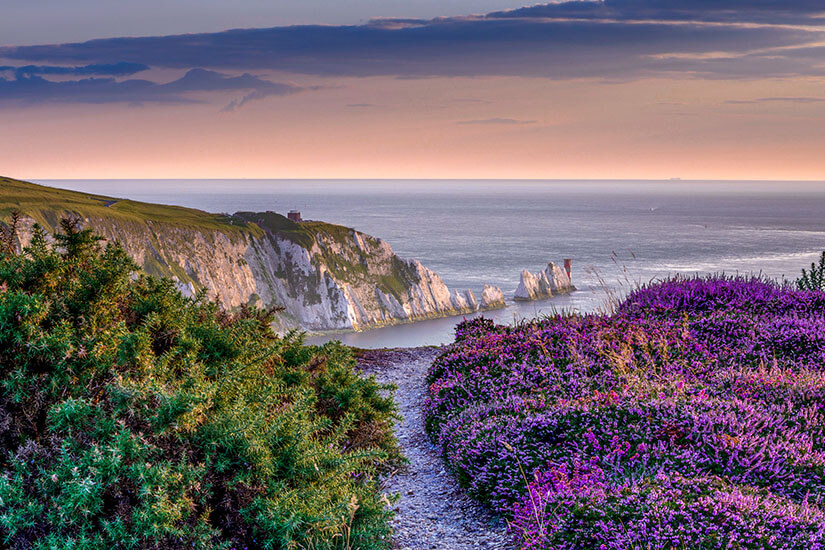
[
  {"xmin": 797, "ymin": 251, "xmax": 825, "ymax": 291},
  {"xmin": 0, "ymin": 219, "xmax": 399, "ymax": 549}
]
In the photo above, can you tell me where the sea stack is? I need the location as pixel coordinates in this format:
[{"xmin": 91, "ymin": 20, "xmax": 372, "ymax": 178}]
[
  {"xmin": 452, "ymin": 286, "xmax": 505, "ymax": 311},
  {"xmin": 514, "ymin": 262, "xmax": 575, "ymax": 301},
  {"xmin": 463, "ymin": 289, "xmax": 480, "ymax": 311},
  {"xmin": 450, "ymin": 289, "xmax": 472, "ymax": 312},
  {"xmin": 480, "ymin": 283, "xmax": 506, "ymax": 310}
]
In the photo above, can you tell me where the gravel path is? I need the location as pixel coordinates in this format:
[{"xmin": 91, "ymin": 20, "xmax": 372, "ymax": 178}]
[{"xmin": 357, "ymin": 348, "xmax": 513, "ymax": 550}]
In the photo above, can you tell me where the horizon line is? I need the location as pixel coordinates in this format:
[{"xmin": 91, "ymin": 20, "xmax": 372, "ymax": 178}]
[{"xmin": 27, "ymin": 177, "xmax": 825, "ymax": 184}]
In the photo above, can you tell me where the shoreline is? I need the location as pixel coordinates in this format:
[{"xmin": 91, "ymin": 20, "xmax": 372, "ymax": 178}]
[
  {"xmin": 301, "ymin": 301, "xmax": 508, "ymax": 336},
  {"xmin": 306, "ymin": 290, "xmax": 585, "ymax": 348},
  {"xmin": 307, "ymin": 287, "xmax": 578, "ymax": 338}
]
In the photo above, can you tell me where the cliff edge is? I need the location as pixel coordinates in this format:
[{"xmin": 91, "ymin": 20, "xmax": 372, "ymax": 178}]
[{"xmin": 1, "ymin": 177, "xmax": 504, "ymax": 331}]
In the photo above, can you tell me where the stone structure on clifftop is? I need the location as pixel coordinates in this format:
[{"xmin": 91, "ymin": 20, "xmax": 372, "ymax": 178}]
[{"xmin": 513, "ymin": 261, "xmax": 575, "ymax": 301}]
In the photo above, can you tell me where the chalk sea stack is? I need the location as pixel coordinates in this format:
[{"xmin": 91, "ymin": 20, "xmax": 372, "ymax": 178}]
[
  {"xmin": 480, "ymin": 283, "xmax": 506, "ymax": 309},
  {"xmin": 514, "ymin": 262, "xmax": 575, "ymax": 301}
]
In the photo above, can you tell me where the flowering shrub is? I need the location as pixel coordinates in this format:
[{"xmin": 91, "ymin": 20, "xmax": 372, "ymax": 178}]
[
  {"xmin": 511, "ymin": 464, "xmax": 825, "ymax": 550},
  {"xmin": 425, "ymin": 275, "xmax": 825, "ymax": 549}
]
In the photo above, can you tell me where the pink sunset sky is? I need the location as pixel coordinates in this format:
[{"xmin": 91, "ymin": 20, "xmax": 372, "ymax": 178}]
[{"xmin": 2, "ymin": 0, "xmax": 825, "ymax": 180}]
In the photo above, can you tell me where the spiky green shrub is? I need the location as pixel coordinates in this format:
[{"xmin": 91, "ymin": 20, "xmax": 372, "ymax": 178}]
[
  {"xmin": 0, "ymin": 219, "xmax": 399, "ymax": 550},
  {"xmin": 797, "ymin": 251, "xmax": 825, "ymax": 290}
]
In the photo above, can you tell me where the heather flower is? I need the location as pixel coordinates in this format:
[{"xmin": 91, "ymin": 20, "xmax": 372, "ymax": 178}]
[{"xmin": 426, "ymin": 276, "xmax": 825, "ymax": 549}]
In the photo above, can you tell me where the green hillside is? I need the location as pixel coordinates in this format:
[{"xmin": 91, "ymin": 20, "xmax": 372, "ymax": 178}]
[
  {"xmin": 0, "ymin": 176, "xmax": 262, "ymax": 237},
  {"xmin": 0, "ymin": 177, "xmax": 374, "ymax": 248}
]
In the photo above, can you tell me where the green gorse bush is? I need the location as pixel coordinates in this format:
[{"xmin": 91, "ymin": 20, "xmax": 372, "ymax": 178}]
[
  {"xmin": 0, "ymin": 218, "xmax": 399, "ymax": 549},
  {"xmin": 797, "ymin": 250, "xmax": 825, "ymax": 291}
]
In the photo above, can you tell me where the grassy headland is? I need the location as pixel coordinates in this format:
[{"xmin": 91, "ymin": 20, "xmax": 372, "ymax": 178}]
[
  {"xmin": 2, "ymin": 178, "xmax": 435, "ymax": 331},
  {"xmin": 0, "ymin": 177, "xmax": 261, "ymax": 237}
]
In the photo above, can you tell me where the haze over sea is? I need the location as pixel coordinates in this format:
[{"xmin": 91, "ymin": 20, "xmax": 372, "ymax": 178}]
[{"xmin": 41, "ymin": 179, "xmax": 825, "ymax": 348}]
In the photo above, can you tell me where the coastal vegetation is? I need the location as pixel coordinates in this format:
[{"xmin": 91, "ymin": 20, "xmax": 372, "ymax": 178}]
[
  {"xmin": 425, "ymin": 275, "xmax": 825, "ymax": 548},
  {"xmin": 0, "ymin": 218, "xmax": 399, "ymax": 549},
  {"xmin": 7, "ymin": 180, "xmax": 825, "ymax": 548},
  {"xmin": 798, "ymin": 251, "xmax": 825, "ymax": 291}
]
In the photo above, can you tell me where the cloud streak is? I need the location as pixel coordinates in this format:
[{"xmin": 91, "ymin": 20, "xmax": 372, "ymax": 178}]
[
  {"xmin": 487, "ymin": 0, "xmax": 825, "ymax": 25},
  {"xmin": 458, "ymin": 117, "xmax": 537, "ymax": 125},
  {"xmin": 0, "ymin": 68, "xmax": 302, "ymax": 106},
  {"xmin": 0, "ymin": 62, "xmax": 149, "ymax": 77},
  {"xmin": 725, "ymin": 96, "xmax": 825, "ymax": 104},
  {"xmin": 0, "ymin": 1, "xmax": 823, "ymax": 107}
]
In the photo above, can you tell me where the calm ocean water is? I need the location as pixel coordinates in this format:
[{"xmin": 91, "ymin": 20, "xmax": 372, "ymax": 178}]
[{"xmin": 39, "ymin": 179, "xmax": 825, "ymax": 348}]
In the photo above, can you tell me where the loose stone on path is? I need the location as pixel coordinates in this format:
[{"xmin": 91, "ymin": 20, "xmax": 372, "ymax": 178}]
[{"xmin": 357, "ymin": 348, "xmax": 513, "ymax": 550}]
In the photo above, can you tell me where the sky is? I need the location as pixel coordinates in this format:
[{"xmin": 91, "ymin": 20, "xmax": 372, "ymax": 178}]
[{"xmin": 1, "ymin": 0, "xmax": 825, "ymax": 180}]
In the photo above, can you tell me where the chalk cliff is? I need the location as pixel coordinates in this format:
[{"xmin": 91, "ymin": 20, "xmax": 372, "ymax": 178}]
[
  {"xmin": 2, "ymin": 178, "xmax": 506, "ymax": 331},
  {"xmin": 513, "ymin": 262, "xmax": 575, "ymax": 301}
]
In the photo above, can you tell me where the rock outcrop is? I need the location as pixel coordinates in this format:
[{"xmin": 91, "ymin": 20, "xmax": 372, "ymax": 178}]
[
  {"xmin": 451, "ymin": 286, "xmax": 506, "ymax": 312},
  {"xmin": 3, "ymin": 178, "xmax": 507, "ymax": 332},
  {"xmin": 513, "ymin": 262, "xmax": 575, "ymax": 301},
  {"xmin": 463, "ymin": 289, "xmax": 479, "ymax": 311},
  {"xmin": 480, "ymin": 284, "xmax": 506, "ymax": 309}
]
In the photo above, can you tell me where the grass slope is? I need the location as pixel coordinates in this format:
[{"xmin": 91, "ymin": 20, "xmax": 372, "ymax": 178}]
[
  {"xmin": 0, "ymin": 177, "xmax": 262, "ymax": 237},
  {"xmin": 1, "ymin": 178, "xmax": 391, "ymax": 255}
]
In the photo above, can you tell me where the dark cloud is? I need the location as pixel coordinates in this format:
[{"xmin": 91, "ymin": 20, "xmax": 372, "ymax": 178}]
[
  {"xmin": 0, "ymin": 62, "xmax": 149, "ymax": 77},
  {"xmin": 0, "ymin": 68, "xmax": 302, "ymax": 107},
  {"xmin": 0, "ymin": 1, "xmax": 822, "ymax": 97},
  {"xmin": 488, "ymin": 0, "xmax": 825, "ymax": 25},
  {"xmin": 458, "ymin": 117, "xmax": 537, "ymax": 125},
  {"xmin": 160, "ymin": 68, "xmax": 299, "ymax": 96}
]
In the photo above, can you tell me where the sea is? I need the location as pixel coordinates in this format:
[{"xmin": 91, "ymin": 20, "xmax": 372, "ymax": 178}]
[{"xmin": 39, "ymin": 179, "xmax": 825, "ymax": 348}]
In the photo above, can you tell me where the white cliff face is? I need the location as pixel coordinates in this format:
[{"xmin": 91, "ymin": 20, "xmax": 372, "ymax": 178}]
[
  {"xmin": 514, "ymin": 262, "xmax": 575, "ymax": 301},
  {"xmin": 546, "ymin": 262, "xmax": 572, "ymax": 294},
  {"xmin": 242, "ymin": 231, "xmax": 494, "ymax": 330},
  {"xmin": 171, "ymin": 277, "xmax": 197, "ymax": 298},
  {"xmin": 14, "ymin": 211, "xmax": 504, "ymax": 332},
  {"xmin": 452, "ymin": 285, "xmax": 506, "ymax": 313}
]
